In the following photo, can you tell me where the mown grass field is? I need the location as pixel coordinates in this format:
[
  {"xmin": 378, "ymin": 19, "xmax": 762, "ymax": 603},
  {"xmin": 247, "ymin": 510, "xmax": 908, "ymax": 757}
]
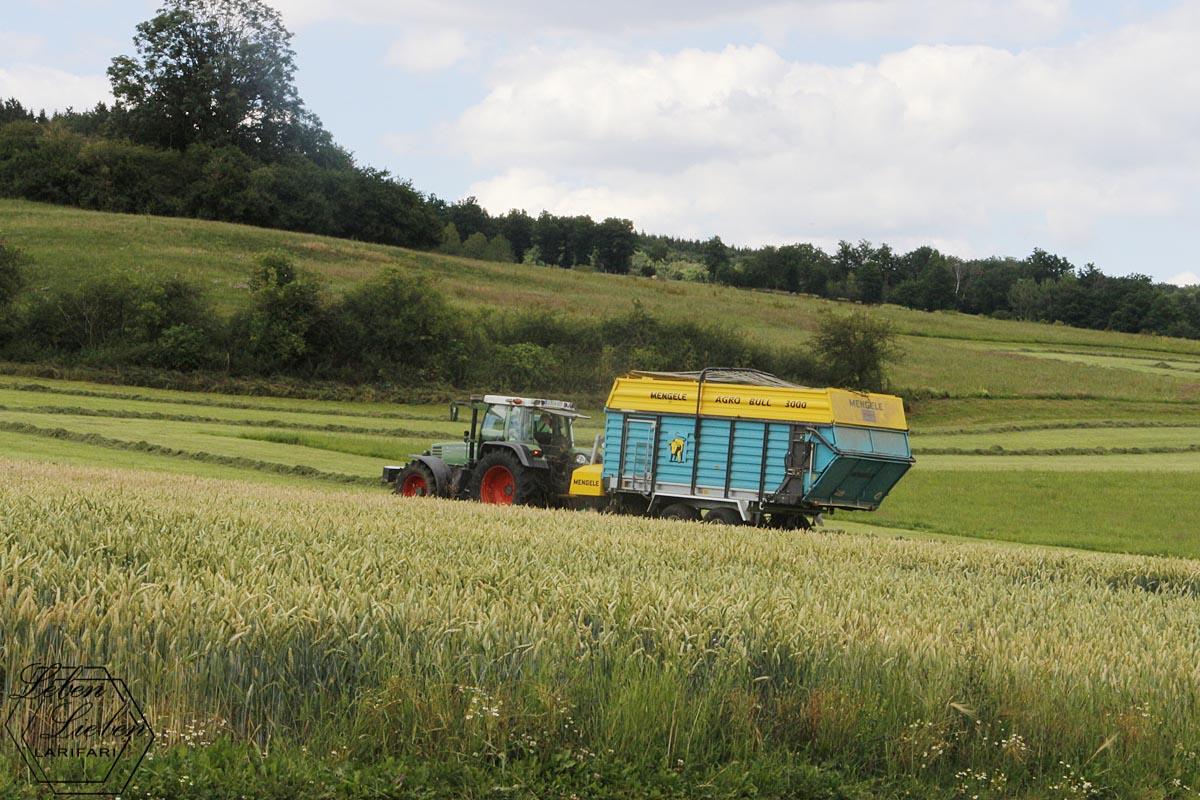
[
  {"xmin": 1, "ymin": 372, "xmax": 1196, "ymax": 559},
  {"xmin": 4, "ymin": 461, "xmax": 1200, "ymax": 798}
]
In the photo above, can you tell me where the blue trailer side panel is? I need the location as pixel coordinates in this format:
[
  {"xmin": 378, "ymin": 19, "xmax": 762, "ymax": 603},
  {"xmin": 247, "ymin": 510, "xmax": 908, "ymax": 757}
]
[
  {"xmin": 693, "ymin": 418, "xmax": 730, "ymax": 490},
  {"xmin": 601, "ymin": 409, "xmax": 911, "ymax": 511}
]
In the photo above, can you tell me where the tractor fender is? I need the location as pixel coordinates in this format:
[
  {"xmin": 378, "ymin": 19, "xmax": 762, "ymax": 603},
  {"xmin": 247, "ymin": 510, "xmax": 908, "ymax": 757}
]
[
  {"xmin": 410, "ymin": 455, "xmax": 454, "ymax": 496},
  {"xmin": 479, "ymin": 442, "xmax": 549, "ymax": 469}
]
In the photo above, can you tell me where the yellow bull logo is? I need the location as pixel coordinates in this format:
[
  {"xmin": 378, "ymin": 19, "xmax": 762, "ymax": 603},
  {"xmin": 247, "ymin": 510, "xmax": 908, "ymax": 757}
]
[{"xmin": 668, "ymin": 436, "xmax": 688, "ymax": 463}]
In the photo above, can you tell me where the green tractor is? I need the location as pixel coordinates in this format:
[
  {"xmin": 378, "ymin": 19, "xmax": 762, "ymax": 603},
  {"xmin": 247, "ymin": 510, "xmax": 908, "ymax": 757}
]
[{"xmin": 382, "ymin": 394, "xmax": 593, "ymax": 506}]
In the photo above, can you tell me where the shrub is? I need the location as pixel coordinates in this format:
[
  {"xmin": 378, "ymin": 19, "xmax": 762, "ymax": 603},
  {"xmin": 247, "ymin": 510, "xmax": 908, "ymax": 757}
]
[
  {"xmin": 150, "ymin": 323, "xmax": 219, "ymax": 370},
  {"xmin": 486, "ymin": 343, "xmax": 562, "ymax": 392},
  {"xmin": 331, "ymin": 269, "xmax": 471, "ymax": 385},
  {"xmin": 230, "ymin": 252, "xmax": 328, "ymax": 373},
  {"xmin": 811, "ymin": 310, "xmax": 902, "ymax": 392}
]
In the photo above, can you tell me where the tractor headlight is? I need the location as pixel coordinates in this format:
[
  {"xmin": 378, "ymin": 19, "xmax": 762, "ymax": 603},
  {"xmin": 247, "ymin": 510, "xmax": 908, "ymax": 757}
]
[{"xmin": 574, "ymin": 452, "xmax": 588, "ymax": 466}]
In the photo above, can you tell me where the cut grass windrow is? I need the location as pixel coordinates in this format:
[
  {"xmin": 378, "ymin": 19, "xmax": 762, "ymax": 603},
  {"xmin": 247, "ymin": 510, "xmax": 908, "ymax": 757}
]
[
  {"xmin": 0, "ymin": 402, "xmax": 444, "ymax": 438},
  {"xmin": 920, "ymin": 419, "xmax": 1200, "ymax": 436},
  {"xmin": 0, "ymin": 420, "xmax": 374, "ymax": 485},
  {"xmin": 0, "ymin": 380, "xmax": 444, "ymax": 421},
  {"xmin": 917, "ymin": 445, "xmax": 1200, "ymax": 456}
]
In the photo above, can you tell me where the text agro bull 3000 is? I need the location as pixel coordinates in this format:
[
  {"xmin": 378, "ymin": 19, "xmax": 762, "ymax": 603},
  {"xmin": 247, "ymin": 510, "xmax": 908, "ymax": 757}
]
[{"xmin": 383, "ymin": 369, "xmax": 914, "ymax": 527}]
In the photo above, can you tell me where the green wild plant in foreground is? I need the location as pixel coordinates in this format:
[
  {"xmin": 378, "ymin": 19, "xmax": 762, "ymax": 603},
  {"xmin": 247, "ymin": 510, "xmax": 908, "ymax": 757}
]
[{"xmin": 2, "ymin": 461, "xmax": 1200, "ymax": 798}]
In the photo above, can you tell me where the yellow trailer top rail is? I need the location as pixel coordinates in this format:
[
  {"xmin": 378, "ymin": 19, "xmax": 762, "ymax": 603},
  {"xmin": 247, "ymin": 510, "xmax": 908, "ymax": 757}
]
[{"xmin": 605, "ymin": 373, "xmax": 908, "ymax": 430}]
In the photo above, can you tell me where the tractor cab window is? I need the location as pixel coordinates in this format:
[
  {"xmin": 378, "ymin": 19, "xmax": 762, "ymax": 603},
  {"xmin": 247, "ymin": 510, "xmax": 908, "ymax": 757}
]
[
  {"xmin": 480, "ymin": 404, "xmax": 509, "ymax": 441},
  {"xmin": 505, "ymin": 407, "xmax": 532, "ymax": 441},
  {"xmin": 531, "ymin": 411, "xmax": 571, "ymax": 448}
]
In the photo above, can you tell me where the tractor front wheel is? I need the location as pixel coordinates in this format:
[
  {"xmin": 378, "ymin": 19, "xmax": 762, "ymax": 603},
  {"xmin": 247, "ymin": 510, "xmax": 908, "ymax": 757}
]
[
  {"xmin": 395, "ymin": 462, "xmax": 437, "ymax": 497},
  {"xmin": 469, "ymin": 451, "xmax": 548, "ymax": 506}
]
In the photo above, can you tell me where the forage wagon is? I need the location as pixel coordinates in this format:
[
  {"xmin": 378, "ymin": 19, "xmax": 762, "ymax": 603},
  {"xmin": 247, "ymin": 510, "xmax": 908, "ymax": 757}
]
[{"xmin": 385, "ymin": 369, "xmax": 914, "ymax": 528}]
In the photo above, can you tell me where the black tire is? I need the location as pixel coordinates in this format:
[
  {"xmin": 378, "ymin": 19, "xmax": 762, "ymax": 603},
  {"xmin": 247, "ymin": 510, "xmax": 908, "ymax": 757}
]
[
  {"xmin": 705, "ymin": 507, "xmax": 743, "ymax": 525},
  {"xmin": 658, "ymin": 502, "xmax": 699, "ymax": 521},
  {"xmin": 468, "ymin": 450, "xmax": 550, "ymax": 507},
  {"xmin": 768, "ymin": 513, "xmax": 811, "ymax": 530},
  {"xmin": 394, "ymin": 462, "xmax": 437, "ymax": 497}
]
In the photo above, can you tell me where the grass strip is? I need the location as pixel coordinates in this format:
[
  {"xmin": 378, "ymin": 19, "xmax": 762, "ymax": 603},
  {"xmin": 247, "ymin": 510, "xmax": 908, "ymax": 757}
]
[
  {"xmin": 0, "ymin": 402, "xmax": 442, "ymax": 437},
  {"xmin": 919, "ymin": 419, "xmax": 1200, "ymax": 436},
  {"xmin": 0, "ymin": 379, "xmax": 440, "ymax": 421},
  {"xmin": 916, "ymin": 444, "xmax": 1200, "ymax": 456},
  {"xmin": 0, "ymin": 420, "xmax": 377, "ymax": 486}
]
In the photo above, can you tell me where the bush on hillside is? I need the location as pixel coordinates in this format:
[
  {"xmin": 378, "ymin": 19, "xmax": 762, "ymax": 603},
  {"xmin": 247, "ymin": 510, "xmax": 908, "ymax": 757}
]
[{"xmin": 811, "ymin": 310, "xmax": 901, "ymax": 392}]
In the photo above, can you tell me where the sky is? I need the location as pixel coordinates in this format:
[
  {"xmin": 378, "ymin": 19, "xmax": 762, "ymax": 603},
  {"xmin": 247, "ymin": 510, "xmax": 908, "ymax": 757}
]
[{"xmin": 2, "ymin": 0, "xmax": 1198, "ymax": 285}]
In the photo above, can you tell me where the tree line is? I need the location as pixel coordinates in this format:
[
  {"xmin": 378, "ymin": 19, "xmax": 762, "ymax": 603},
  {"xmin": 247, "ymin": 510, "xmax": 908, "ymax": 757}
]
[
  {"xmin": 686, "ymin": 237, "xmax": 1200, "ymax": 339},
  {"xmin": 432, "ymin": 201, "xmax": 636, "ymax": 273},
  {"xmin": 0, "ymin": 0, "xmax": 1194, "ymax": 342}
]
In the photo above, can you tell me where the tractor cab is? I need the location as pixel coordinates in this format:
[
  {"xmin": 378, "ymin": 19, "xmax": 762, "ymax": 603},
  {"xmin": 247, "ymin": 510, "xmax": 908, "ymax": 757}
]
[
  {"xmin": 384, "ymin": 394, "xmax": 591, "ymax": 504},
  {"xmin": 452, "ymin": 395, "xmax": 587, "ymax": 468}
]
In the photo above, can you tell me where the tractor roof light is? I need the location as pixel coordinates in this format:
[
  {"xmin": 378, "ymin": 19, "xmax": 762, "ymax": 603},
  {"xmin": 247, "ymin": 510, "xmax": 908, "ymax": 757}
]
[{"xmin": 481, "ymin": 394, "xmax": 578, "ymax": 412}]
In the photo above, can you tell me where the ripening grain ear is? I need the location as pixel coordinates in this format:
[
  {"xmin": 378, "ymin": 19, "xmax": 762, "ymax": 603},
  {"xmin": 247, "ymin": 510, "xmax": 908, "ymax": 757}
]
[{"xmin": 0, "ymin": 458, "xmax": 1195, "ymax": 794}]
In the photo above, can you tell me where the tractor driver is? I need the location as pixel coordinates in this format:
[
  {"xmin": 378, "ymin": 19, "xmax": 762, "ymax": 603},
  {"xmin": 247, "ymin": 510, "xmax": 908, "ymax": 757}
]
[{"xmin": 532, "ymin": 411, "xmax": 566, "ymax": 448}]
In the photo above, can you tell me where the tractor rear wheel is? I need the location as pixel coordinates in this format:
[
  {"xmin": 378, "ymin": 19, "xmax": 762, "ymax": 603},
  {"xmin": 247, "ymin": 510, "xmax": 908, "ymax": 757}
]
[
  {"xmin": 469, "ymin": 451, "xmax": 549, "ymax": 506},
  {"xmin": 395, "ymin": 462, "xmax": 437, "ymax": 497},
  {"xmin": 658, "ymin": 502, "xmax": 699, "ymax": 521}
]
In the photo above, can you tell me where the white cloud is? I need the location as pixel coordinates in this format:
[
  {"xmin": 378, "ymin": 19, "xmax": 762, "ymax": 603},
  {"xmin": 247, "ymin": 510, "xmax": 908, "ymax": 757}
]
[
  {"xmin": 749, "ymin": 0, "xmax": 1070, "ymax": 43},
  {"xmin": 0, "ymin": 32, "xmax": 48, "ymax": 61},
  {"xmin": 0, "ymin": 65, "xmax": 111, "ymax": 113},
  {"xmin": 270, "ymin": 0, "xmax": 1071, "ymax": 43},
  {"xmin": 385, "ymin": 28, "xmax": 470, "ymax": 73},
  {"xmin": 447, "ymin": 4, "xmax": 1200, "ymax": 250},
  {"xmin": 1169, "ymin": 271, "xmax": 1198, "ymax": 287}
]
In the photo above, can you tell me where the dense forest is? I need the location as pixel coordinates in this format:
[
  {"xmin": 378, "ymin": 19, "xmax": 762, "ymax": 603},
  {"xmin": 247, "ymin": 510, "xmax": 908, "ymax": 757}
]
[{"xmin": 1, "ymin": 0, "xmax": 1197, "ymax": 341}]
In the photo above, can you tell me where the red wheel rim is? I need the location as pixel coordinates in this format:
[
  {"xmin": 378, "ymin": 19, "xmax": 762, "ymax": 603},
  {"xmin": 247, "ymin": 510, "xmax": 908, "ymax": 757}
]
[
  {"xmin": 400, "ymin": 473, "xmax": 429, "ymax": 496},
  {"xmin": 479, "ymin": 465, "xmax": 516, "ymax": 504}
]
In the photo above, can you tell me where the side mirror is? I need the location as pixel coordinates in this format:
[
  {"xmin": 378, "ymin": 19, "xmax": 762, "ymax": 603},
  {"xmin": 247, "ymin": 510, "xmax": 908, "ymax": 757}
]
[
  {"xmin": 463, "ymin": 430, "xmax": 471, "ymax": 442},
  {"xmin": 449, "ymin": 403, "xmax": 460, "ymax": 422}
]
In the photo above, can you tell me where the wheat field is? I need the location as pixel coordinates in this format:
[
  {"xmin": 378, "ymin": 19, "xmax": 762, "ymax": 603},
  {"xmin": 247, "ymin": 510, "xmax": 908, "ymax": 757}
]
[{"xmin": 3, "ymin": 459, "xmax": 1199, "ymax": 797}]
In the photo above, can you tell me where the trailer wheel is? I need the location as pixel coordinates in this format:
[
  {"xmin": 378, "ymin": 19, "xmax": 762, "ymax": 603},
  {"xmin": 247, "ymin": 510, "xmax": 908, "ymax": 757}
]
[
  {"xmin": 769, "ymin": 513, "xmax": 811, "ymax": 530},
  {"xmin": 469, "ymin": 451, "xmax": 548, "ymax": 506},
  {"xmin": 658, "ymin": 502, "xmax": 699, "ymax": 522},
  {"xmin": 705, "ymin": 507, "xmax": 743, "ymax": 525}
]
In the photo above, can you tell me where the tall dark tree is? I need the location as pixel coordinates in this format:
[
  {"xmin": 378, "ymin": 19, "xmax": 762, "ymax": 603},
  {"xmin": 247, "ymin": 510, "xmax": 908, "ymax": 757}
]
[
  {"xmin": 108, "ymin": 0, "xmax": 322, "ymax": 161},
  {"xmin": 564, "ymin": 215, "xmax": 596, "ymax": 267},
  {"xmin": 0, "ymin": 99, "xmax": 34, "ymax": 125},
  {"xmin": 447, "ymin": 196, "xmax": 493, "ymax": 240},
  {"xmin": 594, "ymin": 217, "xmax": 636, "ymax": 274},
  {"xmin": 532, "ymin": 211, "xmax": 566, "ymax": 266},
  {"xmin": 498, "ymin": 209, "xmax": 534, "ymax": 263},
  {"xmin": 701, "ymin": 235, "xmax": 730, "ymax": 280},
  {"xmin": 1024, "ymin": 247, "xmax": 1074, "ymax": 283}
]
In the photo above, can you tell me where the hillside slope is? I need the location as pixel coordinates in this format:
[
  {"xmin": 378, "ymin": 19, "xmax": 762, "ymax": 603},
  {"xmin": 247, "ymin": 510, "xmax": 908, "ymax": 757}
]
[{"xmin": 4, "ymin": 199, "xmax": 1199, "ymax": 419}]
